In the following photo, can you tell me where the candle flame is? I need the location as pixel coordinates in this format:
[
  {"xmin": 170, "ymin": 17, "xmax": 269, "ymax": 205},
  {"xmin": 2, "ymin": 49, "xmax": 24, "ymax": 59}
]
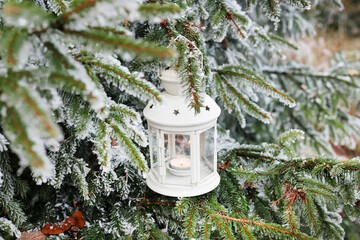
[{"xmin": 176, "ymin": 155, "xmax": 184, "ymax": 166}]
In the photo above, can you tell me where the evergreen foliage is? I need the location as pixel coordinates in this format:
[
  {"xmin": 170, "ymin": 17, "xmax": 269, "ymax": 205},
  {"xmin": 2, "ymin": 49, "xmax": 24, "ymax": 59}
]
[{"xmin": 0, "ymin": 0, "xmax": 359, "ymax": 239}]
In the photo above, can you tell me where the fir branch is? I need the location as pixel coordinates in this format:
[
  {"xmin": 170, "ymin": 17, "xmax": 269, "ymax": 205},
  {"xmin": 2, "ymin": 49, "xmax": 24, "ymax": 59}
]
[
  {"xmin": 87, "ymin": 26, "xmax": 127, "ymax": 36},
  {"xmin": 8, "ymin": 84, "xmax": 59, "ymax": 138},
  {"xmin": 213, "ymin": 9, "xmax": 226, "ymax": 25},
  {"xmin": 89, "ymin": 61, "xmax": 161, "ymax": 102},
  {"xmin": 76, "ymin": 103, "xmax": 90, "ymax": 134},
  {"xmin": 284, "ymin": 206, "xmax": 299, "ymax": 233},
  {"xmin": 48, "ymin": 0, "xmax": 67, "ymax": 15},
  {"xmin": 109, "ymin": 122, "xmax": 147, "ymax": 171},
  {"xmin": 186, "ymin": 57, "xmax": 203, "ymax": 112},
  {"xmin": 0, "ymin": 193, "xmax": 25, "ymax": 227},
  {"xmin": 64, "ymin": 29, "xmax": 173, "ymax": 58},
  {"xmin": 3, "ymin": 106, "xmax": 44, "ymax": 167},
  {"xmin": 50, "ymin": 73, "xmax": 87, "ymax": 90},
  {"xmin": 2, "ymin": 1, "xmax": 55, "ymax": 28},
  {"xmin": 0, "ymin": 28, "xmax": 27, "ymax": 67},
  {"xmin": 297, "ymin": 178, "xmax": 332, "ymax": 191},
  {"xmin": 206, "ymin": 1, "xmax": 249, "ymax": 41},
  {"xmin": 268, "ymin": 33, "xmax": 298, "ymax": 50},
  {"xmin": 226, "ymin": 12, "xmax": 246, "ymax": 38},
  {"xmin": 215, "ymin": 73, "xmax": 272, "ymax": 123},
  {"xmin": 286, "ymin": 0, "xmax": 311, "ymax": 9},
  {"xmin": 60, "ymin": 0, "xmax": 98, "ymax": 20},
  {"xmin": 43, "ymin": 41, "xmax": 74, "ymax": 70},
  {"xmin": 138, "ymin": 3, "xmax": 182, "ymax": 15},
  {"xmin": 235, "ymin": 215, "xmax": 256, "ymax": 240},
  {"xmin": 0, "ymin": 216, "xmax": 21, "ymax": 238},
  {"xmin": 216, "ymin": 214, "xmax": 315, "ymax": 240},
  {"xmin": 278, "ymin": 129, "xmax": 304, "ymax": 146},
  {"xmin": 6, "ymin": 30, "xmax": 18, "ymax": 66},
  {"xmin": 148, "ymin": 228, "xmax": 171, "ymax": 239},
  {"xmin": 83, "ymin": 63, "xmax": 102, "ymax": 87},
  {"xmin": 214, "ymin": 73, "xmax": 232, "ymax": 109},
  {"xmin": 261, "ymin": 0, "xmax": 281, "ymax": 22},
  {"xmin": 201, "ymin": 216, "xmax": 211, "ymax": 240},
  {"xmin": 305, "ymin": 199, "xmax": 317, "ymax": 228},
  {"xmin": 325, "ymin": 220, "xmax": 345, "ymax": 240},
  {"xmin": 70, "ymin": 157, "xmax": 90, "ymax": 200},
  {"xmin": 220, "ymin": 170, "xmax": 249, "ymax": 214},
  {"xmin": 221, "ymin": 216, "xmax": 235, "ymax": 240},
  {"xmin": 199, "ymin": 204, "xmax": 222, "ymax": 227},
  {"xmin": 60, "ymin": 134, "xmax": 74, "ymax": 144},
  {"xmin": 302, "ymin": 194, "xmax": 319, "ymax": 234},
  {"xmin": 170, "ymin": 33, "xmax": 205, "ymax": 113},
  {"xmin": 235, "ymin": 149, "xmax": 281, "ymax": 162},
  {"xmin": 186, "ymin": 206, "xmax": 198, "ymax": 238},
  {"xmin": 304, "ymin": 188, "xmax": 335, "ymax": 200},
  {"xmin": 174, "ymin": 41, "xmax": 187, "ymax": 70},
  {"xmin": 109, "ymin": 105, "xmax": 138, "ymax": 120},
  {"xmin": 96, "ymin": 121, "xmax": 108, "ymax": 167},
  {"xmin": 218, "ymin": 67, "xmax": 295, "ymax": 107},
  {"xmin": 263, "ymin": 68, "xmax": 359, "ymax": 87}
]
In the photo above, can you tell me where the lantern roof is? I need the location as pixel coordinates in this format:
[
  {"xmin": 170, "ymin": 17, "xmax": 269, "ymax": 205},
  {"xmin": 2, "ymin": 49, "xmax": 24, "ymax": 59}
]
[{"xmin": 144, "ymin": 70, "xmax": 221, "ymax": 130}]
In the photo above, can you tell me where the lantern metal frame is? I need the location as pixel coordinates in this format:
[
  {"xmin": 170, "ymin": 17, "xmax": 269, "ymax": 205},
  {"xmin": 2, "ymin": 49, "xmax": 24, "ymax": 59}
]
[{"xmin": 144, "ymin": 70, "xmax": 221, "ymax": 197}]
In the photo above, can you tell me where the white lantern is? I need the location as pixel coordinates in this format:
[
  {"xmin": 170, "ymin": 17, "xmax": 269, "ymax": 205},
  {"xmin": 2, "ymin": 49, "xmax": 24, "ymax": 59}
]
[{"xmin": 143, "ymin": 69, "xmax": 221, "ymax": 197}]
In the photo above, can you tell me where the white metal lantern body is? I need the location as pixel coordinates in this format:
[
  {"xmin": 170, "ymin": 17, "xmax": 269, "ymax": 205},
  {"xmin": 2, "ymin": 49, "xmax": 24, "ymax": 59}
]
[{"xmin": 144, "ymin": 70, "xmax": 221, "ymax": 197}]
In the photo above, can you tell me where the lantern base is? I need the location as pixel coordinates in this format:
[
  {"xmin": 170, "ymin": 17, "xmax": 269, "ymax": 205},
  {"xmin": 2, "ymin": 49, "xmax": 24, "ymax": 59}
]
[{"xmin": 146, "ymin": 170, "xmax": 220, "ymax": 197}]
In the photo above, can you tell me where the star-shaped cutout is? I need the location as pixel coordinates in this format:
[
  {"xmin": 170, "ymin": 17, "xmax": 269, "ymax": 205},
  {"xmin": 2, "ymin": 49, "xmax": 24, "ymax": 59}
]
[
  {"xmin": 205, "ymin": 106, "xmax": 210, "ymax": 111},
  {"xmin": 173, "ymin": 109, "xmax": 180, "ymax": 115}
]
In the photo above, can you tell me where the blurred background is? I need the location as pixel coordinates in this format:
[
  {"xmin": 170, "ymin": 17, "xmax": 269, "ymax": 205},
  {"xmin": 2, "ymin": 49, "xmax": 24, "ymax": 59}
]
[
  {"xmin": 286, "ymin": 0, "xmax": 360, "ymax": 71},
  {"xmin": 287, "ymin": 1, "xmax": 360, "ymax": 238}
]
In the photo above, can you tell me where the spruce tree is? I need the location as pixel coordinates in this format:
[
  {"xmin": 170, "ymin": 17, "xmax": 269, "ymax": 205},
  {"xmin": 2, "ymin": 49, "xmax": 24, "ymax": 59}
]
[{"xmin": 0, "ymin": 0, "xmax": 359, "ymax": 239}]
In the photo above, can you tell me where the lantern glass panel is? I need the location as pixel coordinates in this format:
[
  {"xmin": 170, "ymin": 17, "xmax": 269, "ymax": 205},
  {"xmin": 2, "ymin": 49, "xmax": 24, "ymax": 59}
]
[
  {"xmin": 175, "ymin": 134, "xmax": 191, "ymax": 157},
  {"xmin": 162, "ymin": 133, "xmax": 192, "ymax": 186},
  {"xmin": 149, "ymin": 126, "xmax": 159, "ymax": 178},
  {"xmin": 200, "ymin": 127, "xmax": 215, "ymax": 181},
  {"xmin": 164, "ymin": 133, "xmax": 170, "ymax": 159}
]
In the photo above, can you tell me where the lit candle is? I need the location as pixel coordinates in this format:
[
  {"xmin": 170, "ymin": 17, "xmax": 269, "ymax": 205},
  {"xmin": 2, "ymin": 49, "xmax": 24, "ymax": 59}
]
[{"xmin": 169, "ymin": 155, "xmax": 191, "ymax": 170}]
